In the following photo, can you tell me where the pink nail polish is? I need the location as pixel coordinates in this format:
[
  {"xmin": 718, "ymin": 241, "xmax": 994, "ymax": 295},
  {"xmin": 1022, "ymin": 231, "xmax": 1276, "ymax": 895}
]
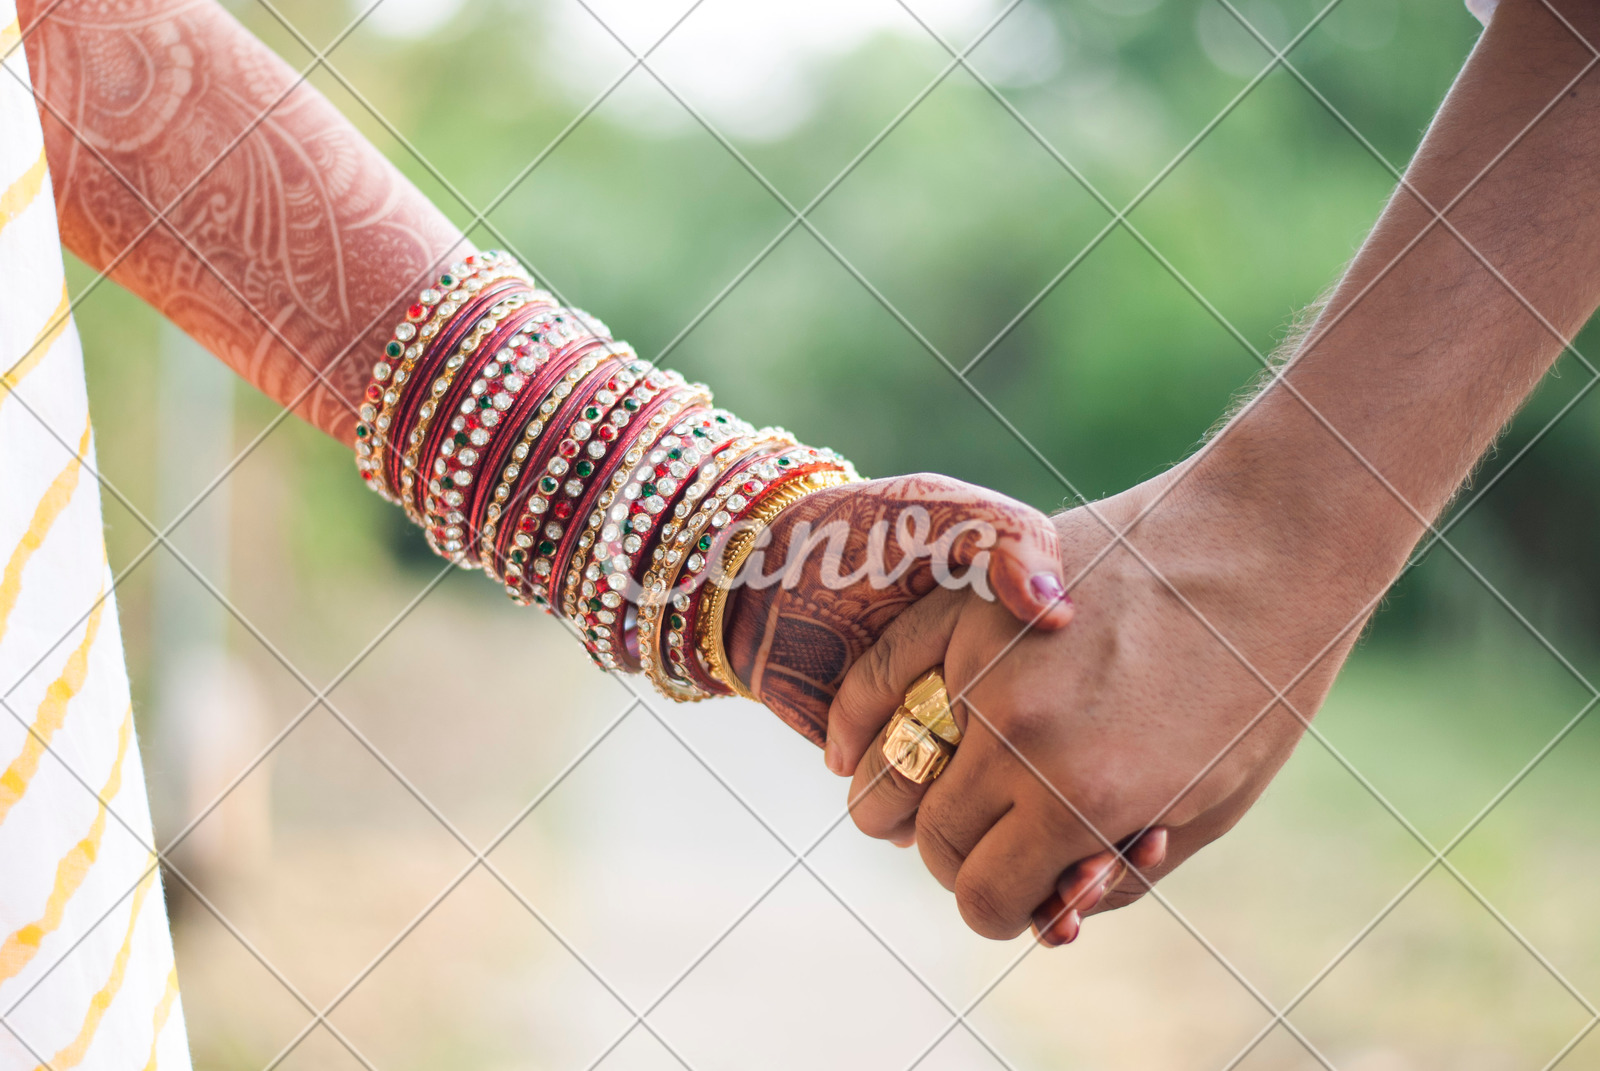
[
  {"xmin": 1029, "ymin": 572, "xmax": 1067, "ymax": 608},
  {"xmin": 1060, "ymin": 909, "xmax": 1081, "ymax": 945}
]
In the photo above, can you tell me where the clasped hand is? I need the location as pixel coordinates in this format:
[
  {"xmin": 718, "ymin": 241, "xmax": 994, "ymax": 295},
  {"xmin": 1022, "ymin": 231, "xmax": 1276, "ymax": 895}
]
[{"xmin": 730, "ymin": 463, "xmax": 1364, "ymax": 947}]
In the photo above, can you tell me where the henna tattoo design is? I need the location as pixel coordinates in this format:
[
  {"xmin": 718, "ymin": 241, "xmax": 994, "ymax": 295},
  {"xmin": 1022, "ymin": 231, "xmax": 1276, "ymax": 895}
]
[
  {"xmin": 725, "ymin": 474, "xmax": 1057, "ymax": 746},
  {"xmin": 21, "ymin": 0, "xmax": 463, "ymax": 439}
]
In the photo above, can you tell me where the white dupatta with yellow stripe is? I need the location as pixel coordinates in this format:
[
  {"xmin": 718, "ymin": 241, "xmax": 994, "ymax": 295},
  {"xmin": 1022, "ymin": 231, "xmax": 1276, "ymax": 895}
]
[{"xmin": 0, "ymin": 7, "xmax": 189, "ymax": 1069}]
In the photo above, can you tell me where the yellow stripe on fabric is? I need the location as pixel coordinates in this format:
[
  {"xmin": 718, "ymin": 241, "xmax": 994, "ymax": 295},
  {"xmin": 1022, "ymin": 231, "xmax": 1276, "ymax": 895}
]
[
  {"xmin": 0, "ymin": 587, "xmax": 106, "ymax": 826},
  {"xmin": 0, "ymin": 413, "xmax": 92, "ymax": 646},
  {"xmin": 0, "ymin": 145, "xmax": 47, "ymax": 236},
  {"xmin": 0, "ymin": 704, "xmax": 131, "ymax": 983},
  {"xmin": 33, "ymin": 856, "xmax": 158, "ymax": 1071},
  {"xmin": 2, "ymin": 279, "xmax": 71, "ymax": 395},
  {"xmin": 140, "ymin": 967, "xmax": 180, "ymax": 1071},
  {"xmin": 0, "ymin": 18, "xmax": 19, "ymax": 59}
]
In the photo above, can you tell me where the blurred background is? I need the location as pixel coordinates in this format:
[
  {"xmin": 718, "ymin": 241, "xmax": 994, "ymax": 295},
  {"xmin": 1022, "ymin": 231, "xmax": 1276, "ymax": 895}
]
[{"xmin": 61, "ymin": 0, "xmax": 1600, "ymax": 1066}]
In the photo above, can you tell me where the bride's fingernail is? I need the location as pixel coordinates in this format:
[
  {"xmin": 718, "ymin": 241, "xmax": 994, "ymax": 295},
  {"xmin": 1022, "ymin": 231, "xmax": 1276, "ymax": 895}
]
[
  {"xmin": 824, "ymin": 739, "xmax": 844, "ymax": 776},
  {"xmin": 1029, "ymin": 572, "xmax": 1068, "ymax": 609},
  {"xmin": 1058, "ymin": 909, "xmax": 1082, "ymax": 945}
]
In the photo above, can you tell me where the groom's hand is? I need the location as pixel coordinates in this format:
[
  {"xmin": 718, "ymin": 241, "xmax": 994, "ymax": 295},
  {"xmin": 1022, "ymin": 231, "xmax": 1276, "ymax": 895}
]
[
  {"xmin": 817, "ymin": 0, "xmax": 1600, "ymax": 944},
  {"xmin": 825, "ymin": 466, "xmax": 1379, "ymax": 942}
]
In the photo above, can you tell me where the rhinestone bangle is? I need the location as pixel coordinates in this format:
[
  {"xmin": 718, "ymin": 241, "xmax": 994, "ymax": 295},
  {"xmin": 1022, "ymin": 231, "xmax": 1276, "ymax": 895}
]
[
  {"xmin": 421, "ymin": 307, "xmax": 600, "ymax": 558},
  {"xmin": 562, "ymin": 405, "xmax": 748, "ymax": 626},
  {"xmin": 554, "ymin": 385, "xmax": 716, "ymax": 621},
  {"xmin": 529, "ymin": 390, "xmax": 705, "ymax": 614},
  {"xmin": 473, "ymin": 347, "xmax": 624, "ymax": 578},
  {"xmin": 354, "ymin": 253, "xmax": 529, "ymax": 500},
  {"xmin": 635, "ymin": 433, "xmax": 785, "ymax": 699},
  {"xmin": 547, "ymin": 365, "xmax": 691, "ymax": 605},
  {"xmin": 418, "ymin": 301, "xmax": 559, "ymax": 553},
  {"xmin": 568, "ymin": 404, "xmax": 746, "ymax": 671},
  {"xmin": 387, "ymin": 275, "xmax": 553, "ymax": 501},
  {"xmin": 397, "ymin": 290, "xmax": 547, "ymax": 526},
  {"xmin": 495, "ymin": 350, "xmax": 633, "ymax": 600},
  {"xmin": 377, "ymin": 269, "xmax": 537, "ymax": 501}
]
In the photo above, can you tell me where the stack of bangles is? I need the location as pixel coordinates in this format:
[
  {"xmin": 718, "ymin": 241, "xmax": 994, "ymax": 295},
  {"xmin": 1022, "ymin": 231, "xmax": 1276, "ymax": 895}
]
[{"xmin": 354, "ymin": 251, "xmax": 860, "ymax": 701}]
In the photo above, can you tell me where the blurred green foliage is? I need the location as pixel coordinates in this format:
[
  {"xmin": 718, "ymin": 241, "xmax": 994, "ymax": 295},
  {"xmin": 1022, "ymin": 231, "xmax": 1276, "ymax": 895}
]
[{"xmin": 80, "ymin": 0, "xmax": 1600, "ymax": 660}]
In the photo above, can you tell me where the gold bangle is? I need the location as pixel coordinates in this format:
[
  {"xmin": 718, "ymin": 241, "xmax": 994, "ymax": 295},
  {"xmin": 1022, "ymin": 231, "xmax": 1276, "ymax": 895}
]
[
  {"xmin": 636, "ymin": 431, "xmax": 780, "ymax": 703},
  {"xmin": 697, "ymin": 468, "xmax": 855, "ymax": 699}
]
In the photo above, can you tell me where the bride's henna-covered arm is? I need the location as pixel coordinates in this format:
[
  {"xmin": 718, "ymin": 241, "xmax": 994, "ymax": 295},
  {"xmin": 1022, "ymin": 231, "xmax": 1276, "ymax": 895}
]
[
  {"xmin": 22, "ymin": 0, "xmax": 1069, "ymax": 745},
  {"xmin": 20, "ymin": 0, "xmax": 462, "ymax": 438}
]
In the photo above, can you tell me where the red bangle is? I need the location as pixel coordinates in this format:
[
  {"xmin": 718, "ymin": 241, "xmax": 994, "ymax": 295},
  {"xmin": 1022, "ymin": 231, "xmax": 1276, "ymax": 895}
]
[
  {"xmin": 623, "ymin": 428, "xmax": 772, "ymax": 684},
  {"xmin": 556, "ymin": 396, "xmax": 719, "ymax": 628},
  {"xmin": 383, "ymin": 273, "xmax": 533, "ymax": 497},
  {"xmin": 356, "ymin": 253, "xmax": 529, "ymax": 500},
  {"xmin": 472, "ymin": 330, "xmax": 623, "ymax": 577},
  {"xmin": 493, "ymin": 348, "xmax": 636, "ymax": 598},
  {"xmin": 397, "ymin": 288, "xmax": 553, "ymax": 526},
  {"xmin": 546, "ymin": 371, "xmax": 699, "ymax": 617},
  {"xmin": 566, "ymin": 404, "xmax": 749, "ymax": 670},
  {"xmin": 419, "ymin": 303, "xmax": 598, "ymax": 557},
  {"xmin": 505, "ymin": 366, "xmax": 697, "ymax": 609}
]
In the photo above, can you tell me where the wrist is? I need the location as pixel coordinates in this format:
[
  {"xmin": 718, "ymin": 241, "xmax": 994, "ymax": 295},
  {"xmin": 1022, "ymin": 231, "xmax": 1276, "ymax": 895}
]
[
  {"xmin": 1174, "ymin": 386, "xmax": 1423, "ymax": 614},
  {"xmin": 1056, "ymin": 384, "xmax": 1417, "ymax": 663}
]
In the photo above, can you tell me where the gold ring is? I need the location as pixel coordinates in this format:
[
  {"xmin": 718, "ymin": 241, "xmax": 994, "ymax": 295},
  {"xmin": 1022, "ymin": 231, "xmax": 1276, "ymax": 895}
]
[{"xmin": 881, "ymin": 667, "xmax": 960, "ymax": 785}]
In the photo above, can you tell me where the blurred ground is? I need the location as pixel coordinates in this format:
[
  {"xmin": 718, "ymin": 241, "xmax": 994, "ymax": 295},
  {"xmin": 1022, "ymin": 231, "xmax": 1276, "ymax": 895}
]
[{"xmin": 151, "ymin": 562, "xmax": 1600, "ymax": 1070}]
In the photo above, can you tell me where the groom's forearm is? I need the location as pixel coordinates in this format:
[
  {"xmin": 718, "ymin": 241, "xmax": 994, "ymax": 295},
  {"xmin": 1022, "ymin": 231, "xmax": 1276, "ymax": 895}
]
[
  {"xmin": 20, "ymin": 0, "xmax": 464, "ymax": 439},
  {"xmin": 1190, "ymin": 0, "xmax": 1600, "ymax": 615}
]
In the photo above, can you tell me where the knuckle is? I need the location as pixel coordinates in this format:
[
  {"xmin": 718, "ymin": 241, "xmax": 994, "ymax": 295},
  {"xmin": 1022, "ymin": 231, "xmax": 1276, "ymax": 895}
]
[
  {"xmin": 1035, "ymin": 804, "xmax": 1097, "ymax": 855},
  {"xmin": 955, "ymin": 869, "xmax": 1025, "ymax": 941},
  {"xmin": 913, "ymin": 811, "xmax": 965, "ymax": 890},
  {"xmin": 980, "ymin": 698, "xmax": 1055, "ymax": 751},
  {"xmin": 849, "ymin": 777, "xmax": 921, "ymax": 841},
  {"xmin": 1031, "ymin": 516, "xmax": 1061, "ymax": 558},
  {"xmin": 848, "ymin": 797, "xmax": 894, "ymax": 840},
  {"xmin": 859, "ymin": 634, "xmax": 905, "ymax": 710},
  {"xmin": 1021, "ymin": 775, "xmax": 1122, "ymax": 849},
  {"xmin": 1162, "ymin": 796, "xmax": 1207, "ymax": 830},
  {"xmin": 905, "ymin": 471, "xmax": 956, "ymax": 495}
]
